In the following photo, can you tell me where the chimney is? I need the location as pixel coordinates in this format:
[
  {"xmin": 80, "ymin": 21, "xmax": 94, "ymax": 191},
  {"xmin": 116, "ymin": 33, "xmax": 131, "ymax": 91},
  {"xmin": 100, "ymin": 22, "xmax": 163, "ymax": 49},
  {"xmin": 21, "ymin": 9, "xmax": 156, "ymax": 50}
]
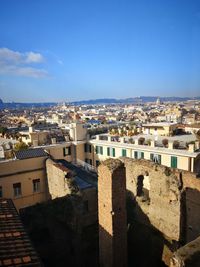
[
  {"xmin": 29, "ymin": 126, "xmax": 34, "ymax": 133},
  {"xmin": 121, "ymin": 137, "xmax": 125, "ymax": 143},
  {"xmin": 135, "ymin": 139, "xmax": 139, "ymax": 145},
  {"xmin": 32, "ymin": 140, "xmax": 38, "ymax": 147},
  {"xmin": 188, "ymin": 144, "xmax": 195, "ymax": 153},
  {"xmin": 151, "ymin": 140, "xmax": 155, "ymax": 147},
  {"xmin": 64, "ymin": 135, "xmax": 69, "ymax": 142},
  {"xmin": 195, "ymin": 141, "xmax": 200, "ymax": 151},
  {"xmin": 168, "ymin": 141, "xmax": 173, "ymax": 150},
  {"xmin": 51, "ymin": 138, "xmax": 57, "ymax": 144}
]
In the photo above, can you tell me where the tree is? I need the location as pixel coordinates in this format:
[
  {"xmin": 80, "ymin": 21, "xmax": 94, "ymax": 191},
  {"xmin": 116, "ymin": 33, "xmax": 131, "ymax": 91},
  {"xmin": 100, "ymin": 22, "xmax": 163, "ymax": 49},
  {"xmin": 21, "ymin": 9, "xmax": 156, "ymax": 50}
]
[
  {"xmin": 0, "ymin": 126, "xmax": 8, "ymax": 136},
  {"xmin": 14, "ymin": 142, "xmax": 28, "ymax": 151},
  {"xmin": 194, "ymin": 130, "xmax": 200, "ymax": 141}
]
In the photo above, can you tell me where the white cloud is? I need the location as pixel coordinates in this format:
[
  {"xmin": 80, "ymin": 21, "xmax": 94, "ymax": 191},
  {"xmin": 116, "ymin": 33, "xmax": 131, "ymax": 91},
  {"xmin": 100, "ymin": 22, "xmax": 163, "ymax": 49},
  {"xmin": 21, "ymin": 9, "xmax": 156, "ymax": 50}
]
[
  {"xmin": 25, "ymin": 52, "xmax": 44, "ymax": 63},
  {"xmin": 0, "ymin": 47, "xmax": 48, "ymax": 78}
]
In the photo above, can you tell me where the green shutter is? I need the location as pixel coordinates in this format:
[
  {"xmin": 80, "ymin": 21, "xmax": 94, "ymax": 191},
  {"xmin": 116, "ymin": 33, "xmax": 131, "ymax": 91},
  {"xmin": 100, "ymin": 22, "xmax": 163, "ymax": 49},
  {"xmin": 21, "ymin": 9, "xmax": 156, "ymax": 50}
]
[
  {"xmin": 122, "ymin": 149, "xmax": 127, "ymax": 157},
  {"xmin": 112, "ymin": 148, "xmax": 115, "ymax": 157},
  {"xmin": 171, "ymin": 156, "xmax": 177, "ymax": 168},
  {"xmin": 158, "ymin": 155, "xmax": 161, "ymax": 164},
  {"xmin": 100, "ymin": 146, "xmax": 103, "ymax": 155},
  {"xmin": 141, "ymin": 152, "xmax": 144, "ymax": 159},
  {"xmin": 134, "ymin": 151, "xmax": 138, "ymax": 159},
  {"xmin": 107, "ymin": 147, "xmax": 110, "ymax": 156},
  {"xmin": 96, "ymin": 146, "xmax": 98, "ymax": 154},
  {"xmin": 150, "ymin": 153, "xmax": 154, "ymax": 161}
]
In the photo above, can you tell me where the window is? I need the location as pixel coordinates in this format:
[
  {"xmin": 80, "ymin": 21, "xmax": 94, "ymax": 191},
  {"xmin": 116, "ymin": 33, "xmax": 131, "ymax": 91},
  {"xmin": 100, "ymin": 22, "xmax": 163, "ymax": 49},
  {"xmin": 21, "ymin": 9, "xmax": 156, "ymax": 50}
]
[
  {"xmin": 85, "ymin": 158, "xmax": 92, "ymax": 165},
  {"xmin": 134, "ymin": 151, "xmax": 144, "ymax": 159},
  {"xmin": 122, "ymin": 149, "xmax": 127, "ymax": 157},
  {"xmin": 107, "ymin": 147, "xmax": 110, "ymax": 156},
  {"xmin": 96, "ymin": 160, "xmax": 100, "ymax": 167},
  {"xmin": 84, "ymin": 144, "xmax": 92, "ymax": 153},
  {"xmin": 33, "ymin": 179, "xmax": 40, "ymax": 193},
  {"xmin": 111, "ymin": 148, "xmax": 115, "ymax": 157},
  {"xmin": 13, "ymin": 183, "xmax": 21, "ymax": 197},
  {"xmin": 63, "ymin": 146, "xmax": 71, "ymax": 157},
  {"xmin": 0, "ymin": 186, "xmax": 2, "ymax": 198},
  {"xmin": 171, "ymin": 156, "xmax": 177, "ymax": 168},
  {"xmin": 150, "ymin": 153, "xmax": 161, "ymax": 164},
  {"xmin": 96, "ymin": 146, "xmax": 103, "ymax": 155}
]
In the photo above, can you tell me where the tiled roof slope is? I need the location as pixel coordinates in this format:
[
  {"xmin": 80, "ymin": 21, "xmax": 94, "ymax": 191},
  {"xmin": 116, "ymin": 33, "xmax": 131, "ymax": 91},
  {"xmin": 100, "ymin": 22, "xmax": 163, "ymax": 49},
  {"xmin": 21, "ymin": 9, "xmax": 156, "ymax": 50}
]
[
  {"xmin": 15, "ymin": 148, "xmax": 47, "ymax": 160},
  {"xmin": 0, "ymin": 198, "xmax": 42, "ymax": 266}
]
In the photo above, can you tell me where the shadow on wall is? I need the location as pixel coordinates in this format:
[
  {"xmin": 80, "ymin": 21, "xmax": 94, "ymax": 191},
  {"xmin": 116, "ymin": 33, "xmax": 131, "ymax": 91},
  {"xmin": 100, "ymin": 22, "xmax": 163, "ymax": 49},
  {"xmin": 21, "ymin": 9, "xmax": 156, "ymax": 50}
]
[
  {"xmin": 185, "ymin": 188, "xmax": 200, "ymax": 243},
  {"xmin": 126, "ymin": 190, "xmax": 178, "ymax": 267},
  {"xmin": 20, "ymin": 195, "xmax": 99, "ymax": 267}
]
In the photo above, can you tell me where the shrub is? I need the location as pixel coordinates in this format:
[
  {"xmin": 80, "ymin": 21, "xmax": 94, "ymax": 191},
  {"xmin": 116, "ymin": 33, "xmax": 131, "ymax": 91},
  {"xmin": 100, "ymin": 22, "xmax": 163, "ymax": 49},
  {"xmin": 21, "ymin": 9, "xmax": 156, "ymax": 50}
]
[
  {"xmin": 14, "ymin": 141, "xmax": 28, "ymax": 151},
  {"xmin": 162, "ymin": 139, "xmax": 168, "ymax": 147},
  {"xmin": 145, "ymin": 139, "xmax": 151, "ymax": 146}
]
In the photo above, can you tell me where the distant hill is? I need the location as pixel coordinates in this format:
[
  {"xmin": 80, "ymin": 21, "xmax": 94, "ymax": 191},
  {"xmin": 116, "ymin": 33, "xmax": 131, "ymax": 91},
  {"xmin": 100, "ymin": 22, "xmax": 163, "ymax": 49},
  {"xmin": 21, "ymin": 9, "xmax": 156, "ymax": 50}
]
[
  {"xmin": 71, "ymin": 96, "xmax": 200, "ymax": 105},
  {"xmin": 0, "ymin": 101, "xmax": 56, "ymax": 109},
  {"xmin": 0, "ymin": 96, "xmax": 200, "ymax": 109}
]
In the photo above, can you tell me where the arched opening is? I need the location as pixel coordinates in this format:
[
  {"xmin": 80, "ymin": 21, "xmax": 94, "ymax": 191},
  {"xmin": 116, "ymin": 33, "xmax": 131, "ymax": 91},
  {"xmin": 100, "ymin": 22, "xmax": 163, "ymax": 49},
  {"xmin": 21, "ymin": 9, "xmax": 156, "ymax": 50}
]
[
  {"xmin": 136, "ymin": 174, "xmax": 150, "ymax": 200},
  {"xmin": 136, "ymin": 175, "xmax": 144, "ymax": 196}
]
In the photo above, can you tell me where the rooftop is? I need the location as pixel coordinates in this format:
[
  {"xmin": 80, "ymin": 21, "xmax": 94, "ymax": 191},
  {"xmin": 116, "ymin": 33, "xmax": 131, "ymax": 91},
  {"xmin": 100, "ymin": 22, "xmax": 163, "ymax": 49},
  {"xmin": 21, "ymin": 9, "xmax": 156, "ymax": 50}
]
[
  {"xmin": 15, "ymin": 148, "xmax": 48, "ymax": 160},
  {"xmin": 0, "ymin": 198, "xmax": 41, "ymax": 266},
  {"xmin": 58, "ymin": 160, "xmax": 97, "ymax": 188}
]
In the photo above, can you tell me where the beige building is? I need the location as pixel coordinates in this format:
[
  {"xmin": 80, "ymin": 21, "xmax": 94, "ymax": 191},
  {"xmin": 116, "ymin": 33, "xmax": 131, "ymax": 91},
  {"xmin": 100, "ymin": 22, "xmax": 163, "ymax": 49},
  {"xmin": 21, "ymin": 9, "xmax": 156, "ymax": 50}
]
[
  {"xmin": 142, "ymin": 122, "xmax": 178, "ymax": 136},
  {"xmin": 0, "ymin": 148, "xmax": 48, "ymax": 210},
  {"xmin": 20, "ymin": 126, "xmax": 49, "ymax": 146},
  {"xmin": 85, "ymin": 135, "xmax": 200, "ymax": 173}
]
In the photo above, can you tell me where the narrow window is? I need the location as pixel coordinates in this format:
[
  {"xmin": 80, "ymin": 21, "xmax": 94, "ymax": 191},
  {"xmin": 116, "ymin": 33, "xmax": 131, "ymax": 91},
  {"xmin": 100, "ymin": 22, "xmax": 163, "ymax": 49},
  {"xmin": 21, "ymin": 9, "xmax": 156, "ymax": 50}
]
[
  {"xmin": 13, "ymin": 183, "xmax": 21, "ymax": 197},
  {"xmin": 171, "ymin": 156, "xmax": 177, "ymax": 168},
  {"xmin": 122, "ymin": 149, "xmax": 127, "ymax": 157},
  {"xmin": 134, "ymin": 151, "xmax": 138, "ymax": 159},
  {"xmin": 33, "ymin": 179, "xmax": 40, "ymax": 193},
  {"xmin": 112, "ymin": 148, "xmax": 115, "ymax": 157},
  {"xmin": 96, "ymin": 160, "xmax": 100, "ymax": 167},
  {"xmin": 107, "ymin": 147, "xmax": 110, "ymax": 156}
]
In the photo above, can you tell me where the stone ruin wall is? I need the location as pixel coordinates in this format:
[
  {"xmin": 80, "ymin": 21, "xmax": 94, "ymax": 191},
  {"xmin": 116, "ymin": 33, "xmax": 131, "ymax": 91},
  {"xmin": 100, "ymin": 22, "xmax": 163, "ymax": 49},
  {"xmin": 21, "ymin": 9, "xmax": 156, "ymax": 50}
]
[
  {"xmin": 46, "ymin": 158, "xmax": 71, "ymax": 199},
  {"xmin": 122, "ymin": 158, "xmax": 200, "ymax": 244}
]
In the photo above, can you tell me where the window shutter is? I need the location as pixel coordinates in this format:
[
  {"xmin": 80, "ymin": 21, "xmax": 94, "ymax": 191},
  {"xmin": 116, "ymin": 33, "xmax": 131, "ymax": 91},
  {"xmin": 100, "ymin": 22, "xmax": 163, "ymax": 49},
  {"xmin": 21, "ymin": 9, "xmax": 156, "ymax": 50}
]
[
  {"xmin": 158, "ymin": 155, "xmax": 161, "ymax": 164},
  {"xmin": 141, "ymin": 152, "xmax": 144, "ymax": 159},
  {"xmin": 112, "ymin": 148, "xmax": 115, "ymax": 157},
  {"xmin": 68, "ymin": 146, "xmax": 71, "ymax": 155},
  {"xmin": 89, "ymin": 145, "xmax": 92, "ymax": 153},
  {"xmin": 100, "ymin": 146, "xmax": 103, "ymax": 155},
  {"xmin": 134, "ymin": 151, "xmax": 138, "ymax": 159},
  {"xmin": 84, "ymin": 144, "xmax": 87, "ymax": 152},
  {"xmin": 150, "ymin": 153, "xmax": 154, "ymax": 161},
  {"xmin": 107, "ymin": 147, "xmax": 110, "ymax": 156}
]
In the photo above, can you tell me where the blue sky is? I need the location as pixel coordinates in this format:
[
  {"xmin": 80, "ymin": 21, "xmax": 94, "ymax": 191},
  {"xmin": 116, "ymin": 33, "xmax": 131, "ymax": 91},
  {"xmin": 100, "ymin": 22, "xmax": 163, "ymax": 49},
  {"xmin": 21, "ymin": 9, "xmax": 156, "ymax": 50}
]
[{"xmin": 0, "ymin": 0, "xmax": 200, "ymax": 102}]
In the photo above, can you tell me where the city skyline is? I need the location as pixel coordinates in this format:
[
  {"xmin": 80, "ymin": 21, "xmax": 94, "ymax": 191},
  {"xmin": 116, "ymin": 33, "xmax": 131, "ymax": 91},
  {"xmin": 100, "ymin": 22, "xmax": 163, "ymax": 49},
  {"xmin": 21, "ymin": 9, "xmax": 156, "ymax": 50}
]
[{"xmin": 0, "ymin": 0, "xmax": 200, "ymax": 102}]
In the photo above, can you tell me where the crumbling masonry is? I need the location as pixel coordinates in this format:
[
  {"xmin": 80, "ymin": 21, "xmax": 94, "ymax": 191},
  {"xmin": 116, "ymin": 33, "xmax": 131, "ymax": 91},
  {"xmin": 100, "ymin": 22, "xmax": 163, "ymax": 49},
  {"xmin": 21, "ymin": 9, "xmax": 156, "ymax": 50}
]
[{"xmin": 98, "ymin": 158, "xmax": 200, "ymax": 267}]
